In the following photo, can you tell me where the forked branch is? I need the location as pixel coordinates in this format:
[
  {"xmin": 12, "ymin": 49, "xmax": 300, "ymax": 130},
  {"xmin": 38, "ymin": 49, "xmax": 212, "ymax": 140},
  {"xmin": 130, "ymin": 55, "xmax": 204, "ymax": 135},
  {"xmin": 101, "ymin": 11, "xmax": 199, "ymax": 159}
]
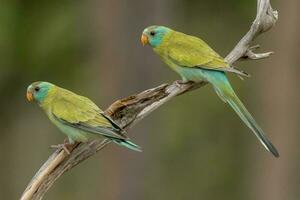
[{"xmin": 20, "ymin": 0, "xmax": 278, "ymax": 199}]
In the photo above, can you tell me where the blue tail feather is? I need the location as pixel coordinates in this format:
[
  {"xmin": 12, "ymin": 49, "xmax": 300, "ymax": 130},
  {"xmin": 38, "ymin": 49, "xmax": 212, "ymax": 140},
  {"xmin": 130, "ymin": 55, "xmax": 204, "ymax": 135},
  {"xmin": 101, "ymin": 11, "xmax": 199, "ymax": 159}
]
[
  {"xmin": 208, "ymin": 71, "xmax": 279, "ymax": 157},
  {"xmin": 114, "ymin": 139, "xmax": 142, "ymax": 152}
]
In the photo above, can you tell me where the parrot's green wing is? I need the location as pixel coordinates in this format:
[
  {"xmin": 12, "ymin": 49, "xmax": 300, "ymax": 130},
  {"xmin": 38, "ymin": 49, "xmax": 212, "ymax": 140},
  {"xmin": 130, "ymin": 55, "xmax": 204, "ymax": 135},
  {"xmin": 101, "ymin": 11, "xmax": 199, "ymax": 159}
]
[
  {"xmin": 166, "ymin": 32, "xmax": 248, "ymax": 76},
  {"xmin": 51, "ymin": 89, "xmax": 127, "ymax": 140}
]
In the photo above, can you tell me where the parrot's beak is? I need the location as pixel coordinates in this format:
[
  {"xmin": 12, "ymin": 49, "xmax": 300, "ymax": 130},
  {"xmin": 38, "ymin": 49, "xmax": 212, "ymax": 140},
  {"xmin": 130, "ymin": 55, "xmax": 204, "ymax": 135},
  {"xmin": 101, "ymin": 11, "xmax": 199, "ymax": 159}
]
[
  {"xmin": 141, "ymin": 34, "xmax": 148, "ymax": 46},
  {"xmin": 26, "ymin": 91, "xmax": 33, "ymax": 102}
]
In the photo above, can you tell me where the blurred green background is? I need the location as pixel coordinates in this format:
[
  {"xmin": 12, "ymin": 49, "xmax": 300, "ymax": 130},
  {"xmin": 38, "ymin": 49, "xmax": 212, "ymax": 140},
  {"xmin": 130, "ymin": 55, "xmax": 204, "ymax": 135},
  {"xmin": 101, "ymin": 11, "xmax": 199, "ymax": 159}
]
[{"xmin": 1, "ymin": 0, "xmax": 299, "ymax": 199}]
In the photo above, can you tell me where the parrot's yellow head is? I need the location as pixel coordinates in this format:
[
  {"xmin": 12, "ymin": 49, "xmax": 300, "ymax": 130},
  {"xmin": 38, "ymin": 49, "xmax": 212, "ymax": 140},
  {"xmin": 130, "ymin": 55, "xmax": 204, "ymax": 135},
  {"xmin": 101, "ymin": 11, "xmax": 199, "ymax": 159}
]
[
  {"xmin": 27, "ymin": 81, "xmax": 53, "ymax": 103},
  {"xmin": 141, "ymin": 25, "xmax": 171, "ymax": 48}
]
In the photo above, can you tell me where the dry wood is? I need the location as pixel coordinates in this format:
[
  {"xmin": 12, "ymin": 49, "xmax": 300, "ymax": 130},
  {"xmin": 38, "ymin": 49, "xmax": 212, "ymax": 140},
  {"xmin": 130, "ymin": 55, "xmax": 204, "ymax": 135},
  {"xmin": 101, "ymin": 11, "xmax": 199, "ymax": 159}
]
[{"xmin": 20, "ymin": 0, "xmax": 278, "ymax": 199}]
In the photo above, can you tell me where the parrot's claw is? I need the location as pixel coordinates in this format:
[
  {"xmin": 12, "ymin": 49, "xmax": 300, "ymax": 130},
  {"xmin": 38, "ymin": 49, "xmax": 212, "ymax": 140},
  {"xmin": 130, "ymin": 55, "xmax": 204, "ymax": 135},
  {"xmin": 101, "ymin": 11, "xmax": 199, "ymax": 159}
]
[
  {"xmin": 51, "ymin": 144, "xmax": 71, "ymax": 154},
  {"xmin": 174, "ymin": 80, "xmax": 188, "ymax": 88},
  {"xmin": 50, "ymin": 140, "xmax": 72, "ymax": 154}
]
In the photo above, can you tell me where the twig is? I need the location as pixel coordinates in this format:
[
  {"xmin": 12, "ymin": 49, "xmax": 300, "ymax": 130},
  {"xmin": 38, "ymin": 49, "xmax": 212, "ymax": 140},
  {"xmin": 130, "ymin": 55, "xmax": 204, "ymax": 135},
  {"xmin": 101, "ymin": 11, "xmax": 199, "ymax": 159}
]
[
  {"xmin": 225, "ymin": 0, "xmax": 278, "ymax": 63},
  {"xmin": 20, "ymin": 0, "xmax": 278, "ymax": 199}
]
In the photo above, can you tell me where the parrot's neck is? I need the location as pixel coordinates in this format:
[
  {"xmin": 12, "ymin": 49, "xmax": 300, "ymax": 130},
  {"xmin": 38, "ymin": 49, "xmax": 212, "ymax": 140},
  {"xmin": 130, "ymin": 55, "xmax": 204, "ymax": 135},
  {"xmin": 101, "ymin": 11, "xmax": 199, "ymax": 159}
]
[
  {"xmin": 153, "ymin": 32, "xmax": 182, "ymax": 73},
  {"xmin": 153, "ymin": 31, "xmax": 173, "ymax": 49},
  {"xmin": 39, "ymin": 87, "xmax": 56, "ymax": 113}
]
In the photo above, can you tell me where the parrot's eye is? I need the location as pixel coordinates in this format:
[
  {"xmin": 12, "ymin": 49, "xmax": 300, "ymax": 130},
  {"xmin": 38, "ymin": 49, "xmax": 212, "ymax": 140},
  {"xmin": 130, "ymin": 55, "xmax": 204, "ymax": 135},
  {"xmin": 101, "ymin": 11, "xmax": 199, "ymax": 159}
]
[
  {"xmin": 34, "ymin": 87, "xmax": 40, "ymax": 92},
  {"xmin": 150, "ymin": 31, "xmax": 156, "ymax": 36}
]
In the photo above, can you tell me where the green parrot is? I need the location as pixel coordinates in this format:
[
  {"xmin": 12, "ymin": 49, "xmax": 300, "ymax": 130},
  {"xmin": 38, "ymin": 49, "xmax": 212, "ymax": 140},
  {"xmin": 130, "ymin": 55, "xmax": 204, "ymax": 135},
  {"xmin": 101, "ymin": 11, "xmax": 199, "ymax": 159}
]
[
  {"xmin": 141, "ymin": 25, "xmax": 279, "ymax": 157},
  {"xmin": 26, "ymin": 81, "xmax": 141, "ymax": 153}
]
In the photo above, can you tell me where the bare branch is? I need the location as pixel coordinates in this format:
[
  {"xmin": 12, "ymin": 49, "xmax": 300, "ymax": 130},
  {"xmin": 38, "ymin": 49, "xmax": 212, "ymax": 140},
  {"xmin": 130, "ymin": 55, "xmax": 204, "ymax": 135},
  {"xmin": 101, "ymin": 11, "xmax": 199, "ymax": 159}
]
[
  {"xmin": 225, "ymin": 0, "xmax": 277, "ymax": 63},
  {"xmin": 243, "ymin": 49, "xmax": 274, "ymax": 60},
  {"xmin": 20, "ymin": 0, "xmax": 278, "ymax": 199}
]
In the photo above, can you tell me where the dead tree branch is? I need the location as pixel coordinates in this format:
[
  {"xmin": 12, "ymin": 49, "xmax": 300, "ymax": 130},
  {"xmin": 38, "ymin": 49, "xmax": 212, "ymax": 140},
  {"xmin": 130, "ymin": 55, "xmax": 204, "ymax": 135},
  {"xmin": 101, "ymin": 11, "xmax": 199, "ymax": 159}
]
[{"xmin": 20, "ymin": 0, "xmax": 278, "ymax": 199}]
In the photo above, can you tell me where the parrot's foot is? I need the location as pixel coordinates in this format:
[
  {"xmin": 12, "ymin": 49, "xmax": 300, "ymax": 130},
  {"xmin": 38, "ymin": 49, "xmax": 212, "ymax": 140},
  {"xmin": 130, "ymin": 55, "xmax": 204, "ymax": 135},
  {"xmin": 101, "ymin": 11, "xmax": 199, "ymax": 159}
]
[
  {"xmin": 174, "ymin": 80, "xmax": 191, "ymax": 88},
  {"xmin": 51, "ymin": 139, "xmax": 73, "ymax": 154}
]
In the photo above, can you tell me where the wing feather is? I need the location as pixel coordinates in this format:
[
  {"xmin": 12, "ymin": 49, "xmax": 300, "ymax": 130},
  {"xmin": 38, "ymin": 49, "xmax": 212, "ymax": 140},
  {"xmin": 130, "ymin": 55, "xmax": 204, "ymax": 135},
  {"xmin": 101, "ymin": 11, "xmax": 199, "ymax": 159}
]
[
  {"xmin": 51, "ymin": 88, "xmax": 127, "ymax": 140},
  {"xmin": 167, "ymin": 32, "xmax": 248, "ymax": 76}
]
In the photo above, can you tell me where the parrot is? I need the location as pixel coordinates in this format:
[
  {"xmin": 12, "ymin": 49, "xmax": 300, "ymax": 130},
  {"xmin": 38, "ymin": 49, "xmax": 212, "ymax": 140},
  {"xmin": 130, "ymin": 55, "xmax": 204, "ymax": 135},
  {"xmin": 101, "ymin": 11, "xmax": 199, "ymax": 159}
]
[
  {"xmin": 141, "ymin": 25, "xmax": 279, "ymax": 157},
  {"xmin": 26, "ymin": 81, "xmax": 141, "ymax": 153}
]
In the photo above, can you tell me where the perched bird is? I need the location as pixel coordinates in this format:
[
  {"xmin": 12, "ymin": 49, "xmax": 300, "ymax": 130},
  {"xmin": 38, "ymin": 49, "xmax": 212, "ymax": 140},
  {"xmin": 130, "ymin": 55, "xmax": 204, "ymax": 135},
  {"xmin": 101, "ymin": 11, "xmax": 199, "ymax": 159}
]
[
  {"xmin": 26, "ymin": 81, "xmax": 141, "ymax": 153},
  {"xmin": 141, "ymin": 25, "xmax": 279, "ymax": 157}
]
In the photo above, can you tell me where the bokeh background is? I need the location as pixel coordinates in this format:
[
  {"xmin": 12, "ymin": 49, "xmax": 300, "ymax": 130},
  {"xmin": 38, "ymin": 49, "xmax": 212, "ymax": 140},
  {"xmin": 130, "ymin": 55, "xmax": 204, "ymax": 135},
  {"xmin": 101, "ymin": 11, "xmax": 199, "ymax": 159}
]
[{"xmin": 0, "ymin": 0, "xmax": 299, "ymax": 199}]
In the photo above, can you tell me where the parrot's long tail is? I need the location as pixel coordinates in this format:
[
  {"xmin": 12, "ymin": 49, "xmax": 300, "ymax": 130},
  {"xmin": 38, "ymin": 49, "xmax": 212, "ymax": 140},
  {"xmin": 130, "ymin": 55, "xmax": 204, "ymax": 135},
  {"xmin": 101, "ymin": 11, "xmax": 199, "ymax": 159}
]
[
  {"xmin": 113, "ymin": 139, "xmax": 142, "ymax": 152},
  {"xmin": 209, "ymin": 72, "xmax": 279, "ymax": 158}
]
